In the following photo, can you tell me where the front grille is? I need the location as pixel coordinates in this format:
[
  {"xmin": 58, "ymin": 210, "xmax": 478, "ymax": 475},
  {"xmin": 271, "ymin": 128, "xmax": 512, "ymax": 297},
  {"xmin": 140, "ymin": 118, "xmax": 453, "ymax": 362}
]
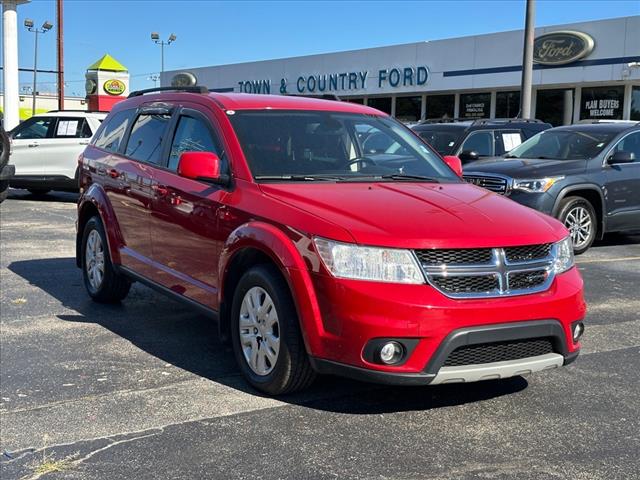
[
  {"xmin": 415, "ymin": 248, "xmax": 492, "ymax": 265},
  {"xmin": 505, "ymin": 244, "xmax": 552, "ymax": 262},
  {"xmin": 463, "ymin": 174, "xmax": 508, "ymax": 194},
  {"xmin": 508, "ymin": 270, "xmax": 548, "ymax": 290},
  {"xmin": 415, "ymin": 243, "xmax": 555, "ymax": 298},
  {"xmin": 431, "ymin": 275, "xmax": 499, "ymax": 294},
  {"xmin": 443, "ymin": 338, "xmax": 555, "ymax": 367}
]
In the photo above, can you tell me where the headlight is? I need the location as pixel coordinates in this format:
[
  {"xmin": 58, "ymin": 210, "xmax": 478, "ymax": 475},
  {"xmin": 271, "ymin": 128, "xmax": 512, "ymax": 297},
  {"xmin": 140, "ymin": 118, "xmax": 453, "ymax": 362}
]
[
  {"xmin": 552, "ymin": 236, "xmax": 574, "ymax": 273},
  {"xmin": 513, "ymin": 176, "xmax": 564, "ymax": 193},
  {"xmin": 313, "ymin": 237, "xmax": 424, "ymax": 284}
]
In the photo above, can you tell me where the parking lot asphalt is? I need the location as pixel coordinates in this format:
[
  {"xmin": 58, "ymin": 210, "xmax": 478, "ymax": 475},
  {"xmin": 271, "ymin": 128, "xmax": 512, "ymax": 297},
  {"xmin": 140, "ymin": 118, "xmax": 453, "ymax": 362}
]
[{"xmin": 1, "ymin": 189, "xmax": 639, "ymax": 480}]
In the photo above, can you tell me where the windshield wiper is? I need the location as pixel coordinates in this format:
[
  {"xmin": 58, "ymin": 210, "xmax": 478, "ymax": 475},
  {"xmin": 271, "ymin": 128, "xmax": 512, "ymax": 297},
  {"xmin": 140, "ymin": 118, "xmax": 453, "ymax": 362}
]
[
  {"xmin": 254, "ymin": 175, "xmax": 342, "ymax": 181},
  {"xmin": 356, "ymin": 173, "xmax": 441, "ymax": 182},
  {"xmin": 504, "ymin": 154, "xmax": 518, "ymax": 158}
]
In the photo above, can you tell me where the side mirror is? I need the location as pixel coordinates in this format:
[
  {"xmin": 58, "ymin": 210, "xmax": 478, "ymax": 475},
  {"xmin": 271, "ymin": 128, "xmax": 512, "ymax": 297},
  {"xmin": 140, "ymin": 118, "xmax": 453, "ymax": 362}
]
[
  {"xmin": 177, "ymin": 151, "xmax": 229, "ymax": 184},
  {"xmin": 458, "ymin": 150, "xmax": 480, "ymax": 162},
  {"xmin": 443, "ymin": 155, "xmax": 463, "ymax": 177},
  {"xmin": 608, "ymin": 150, "xmax": 635, "ymax": 164}
]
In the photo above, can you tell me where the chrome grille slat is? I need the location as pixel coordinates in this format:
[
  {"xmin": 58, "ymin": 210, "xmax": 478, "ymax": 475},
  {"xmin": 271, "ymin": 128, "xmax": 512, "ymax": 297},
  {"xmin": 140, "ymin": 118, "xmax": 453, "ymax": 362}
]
[
  {"xmin": 463, "ymin": 174, "xmax": 509, "ymax": 195},
  {"xmin": 415, "ymin": 244, "xmax": 556, "ymax": 299}
]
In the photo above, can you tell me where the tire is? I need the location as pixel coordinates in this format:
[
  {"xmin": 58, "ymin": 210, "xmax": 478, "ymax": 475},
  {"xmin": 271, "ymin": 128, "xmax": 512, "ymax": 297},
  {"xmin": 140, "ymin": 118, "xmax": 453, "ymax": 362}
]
[
  {"xmin": 28, "ymin": 189, "xmax": 51, "ymax": 195},
  {"xmin": 0, "ymin": 127, "xmax": 9, "ymax": 169},
  {"xmin": 231, "ymin": 264, "xmax": 315, "ymax": 395},
  {"xmin": 557, "ymin": 196, "xmax": 597, "ymax": 255},
  {"xmin": 81, "ymin": 216, "xmax": 131, "ymax": 303},
  {"xmin": 0, "ymin": 186, "xmax": 8, "ymax": 203}
]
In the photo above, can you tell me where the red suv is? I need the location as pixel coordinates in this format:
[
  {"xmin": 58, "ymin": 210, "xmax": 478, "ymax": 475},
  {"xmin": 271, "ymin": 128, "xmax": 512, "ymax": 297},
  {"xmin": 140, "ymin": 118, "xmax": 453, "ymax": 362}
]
[{"xmin": 76, "ymin": 87, "xmax": 586, "ymax": 395}]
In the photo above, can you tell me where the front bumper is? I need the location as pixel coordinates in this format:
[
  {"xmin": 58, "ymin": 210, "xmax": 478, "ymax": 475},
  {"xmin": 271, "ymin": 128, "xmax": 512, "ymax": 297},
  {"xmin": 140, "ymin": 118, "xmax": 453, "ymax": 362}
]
[
  {"xmin": 304, "ymin": 267, "xmax": 585, "ymax": 384},
  {"xmin": 310, "ymin": 320, "xmax": 580, "ymax": 385}
]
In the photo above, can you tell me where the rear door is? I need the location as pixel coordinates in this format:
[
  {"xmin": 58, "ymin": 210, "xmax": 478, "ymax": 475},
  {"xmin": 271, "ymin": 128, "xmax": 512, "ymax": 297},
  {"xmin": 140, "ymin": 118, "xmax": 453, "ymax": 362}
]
[
  {"xmin": 8, "ymin": 116, "xmax": 56, "ymax": 176},
  {"xmin": 604, "ymin": 131, "xmax": 640, "ymax": 230},
  {"xmin": 148, "ymin": 106, "xmax": 228, "ymax": 308},
  {"xmin": 43, "ymin": 117, "xmax": 94, "ymax": 179}
]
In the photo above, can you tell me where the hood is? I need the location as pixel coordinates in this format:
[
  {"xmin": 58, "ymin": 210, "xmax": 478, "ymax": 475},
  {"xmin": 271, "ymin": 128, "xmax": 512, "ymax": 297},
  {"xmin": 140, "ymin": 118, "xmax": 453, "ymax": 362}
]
[
  {"xmin": 259, "ymin": 182, "xmax": 567, "ymax": 249},
  {"xmin": 464, "ymin": 157, "xmax": 587, "ymax": 178}
]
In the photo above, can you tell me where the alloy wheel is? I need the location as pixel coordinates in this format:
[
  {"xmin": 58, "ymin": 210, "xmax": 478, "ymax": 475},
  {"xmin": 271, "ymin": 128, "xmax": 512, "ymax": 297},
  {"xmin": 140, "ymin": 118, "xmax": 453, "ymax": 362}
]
[
  {"xmin": 85, "ymin": 229, "xmax": 105, "ymax": 290},
  {"xmin": 564, "ymin": 206, "xmax": 593, "ymax": 250},
  {"xmin": 239, "ymin": 286, "xmax": 281, "ymax": 376}
]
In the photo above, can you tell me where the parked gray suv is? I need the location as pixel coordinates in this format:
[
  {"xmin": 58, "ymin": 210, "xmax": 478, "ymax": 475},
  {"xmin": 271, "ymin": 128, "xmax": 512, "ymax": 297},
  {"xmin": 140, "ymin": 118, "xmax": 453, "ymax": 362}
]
[{"xmin": 463, "ymin": 121, "xmax": 640, "ymax": 254}]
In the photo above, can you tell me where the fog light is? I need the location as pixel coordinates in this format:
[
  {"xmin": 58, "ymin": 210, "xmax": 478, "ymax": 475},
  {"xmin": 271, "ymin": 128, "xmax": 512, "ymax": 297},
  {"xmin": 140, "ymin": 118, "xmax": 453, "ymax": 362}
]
[
  {"xmin": 573, "ymin": 322, "xmax": 584, "ymax": 342},
  {"xmin": 379, "ymin": 341, "xmax": 403, "ymax": 365}
]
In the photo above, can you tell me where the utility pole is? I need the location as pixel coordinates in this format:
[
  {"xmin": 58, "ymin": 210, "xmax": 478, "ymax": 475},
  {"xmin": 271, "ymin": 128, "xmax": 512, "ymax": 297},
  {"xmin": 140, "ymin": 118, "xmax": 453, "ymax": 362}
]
[
  {"xmin": 56, "ymin": 0, "xmax": 64, "ymax": 110},
  {"xmin": 519, "ymin": 0, "xmax": 535, "ymax": 118}
]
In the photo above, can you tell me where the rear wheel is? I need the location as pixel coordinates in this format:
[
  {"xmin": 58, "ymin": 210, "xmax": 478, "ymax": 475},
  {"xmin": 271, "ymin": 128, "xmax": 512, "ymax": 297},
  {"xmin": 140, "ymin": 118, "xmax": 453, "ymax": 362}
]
[
  {"xmin": 231, "ymin": 264, "xmax": 315, "ymax": 395},
  {"xmin": 557, "ymin": 196, "xmax": 597, "ymax": 254},
  {"xmin": 81, "ymin": 216, "xmax": 131, "ymax": 303}
]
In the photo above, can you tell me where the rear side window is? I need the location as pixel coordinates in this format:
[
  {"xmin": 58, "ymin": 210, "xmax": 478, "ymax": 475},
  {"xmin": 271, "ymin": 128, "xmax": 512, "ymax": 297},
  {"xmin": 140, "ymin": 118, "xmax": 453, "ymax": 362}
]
[
  {"xmin": 460, "ymin": 131, "xmax": 494, "ymax": 156},
  {"xmin": 54, "ymin": 118, "xmax": 93, "ymax": 138},
  {"xmin": 125, "ymin": 113, "xmax": 171, "ymax": 165},
  {"xmin": 12, "ymin": 117, "xmax": 55, "ymax": 139},
  {"xmin": 168, "ymin": 115, "xmax": 222, "ymax": 171},
  {"xmin": 94, "ymin": 109, "xmax": 136, "ymax": 153}
]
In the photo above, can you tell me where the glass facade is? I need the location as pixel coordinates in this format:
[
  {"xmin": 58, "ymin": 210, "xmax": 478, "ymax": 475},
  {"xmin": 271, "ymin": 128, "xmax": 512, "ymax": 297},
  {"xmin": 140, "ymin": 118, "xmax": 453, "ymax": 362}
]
[
  {"xmin": 536, "ymin": 89, "xmax": 572, "ymax": 126},
  {"xmin": 460, "ymin": 92, "xmax": 491, "ymax": 119},
  {"xmin": 496, "ymin": 91, "xmax": 520, "ymax": 118},
  {"xmin": 580, "ymin": 86, "xmax": 625, "ymax": 120},
  {"xmin": 367, "ymin": 97, "xmax": 392, "ymax": 114},
  {"xmin": 395, "ymin": 96, "xmax": 422, "ymax": 122},
  {"xmin": 425, "ymin": 94, "xmax": 455, "ymax": 119},
  {"xmin": 632, "ymin": 86, "xmax": 640, "ymax": 121}
]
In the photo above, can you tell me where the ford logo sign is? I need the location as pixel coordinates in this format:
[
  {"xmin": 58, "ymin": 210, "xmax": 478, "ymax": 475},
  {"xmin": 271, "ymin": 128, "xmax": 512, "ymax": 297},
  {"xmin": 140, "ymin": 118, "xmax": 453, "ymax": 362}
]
[{"xmin": 533, "ymin": 30, "xmax": 595, "ymax": 66}]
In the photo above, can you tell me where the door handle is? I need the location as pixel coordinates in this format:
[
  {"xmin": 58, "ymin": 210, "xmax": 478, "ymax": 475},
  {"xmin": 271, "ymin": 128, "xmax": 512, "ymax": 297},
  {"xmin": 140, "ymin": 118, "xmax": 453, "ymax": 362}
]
[
  {"xmin": 79, "ymin": 141, "xmax": 89, "ymax": 145},
  {"xmin": 28, "ymin": 143, "xmax": 39, "ymax": 148}
]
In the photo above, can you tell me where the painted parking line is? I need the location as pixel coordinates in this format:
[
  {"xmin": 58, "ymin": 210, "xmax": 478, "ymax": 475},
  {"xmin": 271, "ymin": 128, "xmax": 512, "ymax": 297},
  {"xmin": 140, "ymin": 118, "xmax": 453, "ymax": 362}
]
[{"xmin": 577, "ymin": 256, "xmax": 640, "ymax": 264}]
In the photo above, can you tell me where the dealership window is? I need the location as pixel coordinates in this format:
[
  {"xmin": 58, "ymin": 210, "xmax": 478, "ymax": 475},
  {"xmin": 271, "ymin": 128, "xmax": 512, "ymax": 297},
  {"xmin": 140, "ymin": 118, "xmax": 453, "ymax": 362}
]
[
  {"xmin": 536, "ymin": 89, "xmax": 573, "ymax": 126},
  {"xmin": 496, "ymin": 91, "xmax": 520, "ymax": 118},
  {"xmin": 395, "ymin": 96, "xmax": 422, "ymax": 123},
  {"xmin": 367, "ymin": 97, "xmax": 392, "ymax": 115},
  {"xmin": 344, "ymin": 98, "xmax": 364, "ymax": 104},
  {"xmin": 425, "ymin": 94, "xmax": 454, "ymax": 120},
  {"xmin": 631, "ymin": 86, "xmax": 640, "ymax": 121},
  {"xmin": 580, "ymin": 86, "xmax": 624, "ymax": 121},
  {"xmin": 460, "ymin": 92, "xmax": 491, "ymax": 119}
]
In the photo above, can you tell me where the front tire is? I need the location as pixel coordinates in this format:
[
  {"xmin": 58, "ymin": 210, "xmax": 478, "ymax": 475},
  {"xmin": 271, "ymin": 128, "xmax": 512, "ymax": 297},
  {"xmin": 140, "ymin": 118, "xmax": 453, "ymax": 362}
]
[
  {"xmin": 231, "ymin": 264, "xmax": 315, "ymax": 395},
  {"xmin": 81, "ymin": 216, "xmax": 131, "ymax": 303},
  {"xmin": 557, "ymin": 196, "xmax": 597, "ymax": 254}
]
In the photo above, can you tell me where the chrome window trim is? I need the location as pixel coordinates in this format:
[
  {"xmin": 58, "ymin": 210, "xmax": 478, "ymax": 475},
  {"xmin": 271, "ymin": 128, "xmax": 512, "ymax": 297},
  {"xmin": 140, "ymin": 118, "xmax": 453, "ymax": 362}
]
[{"xmin": 416, "ymin": 245, "xmax": 556, "ymax": 299}]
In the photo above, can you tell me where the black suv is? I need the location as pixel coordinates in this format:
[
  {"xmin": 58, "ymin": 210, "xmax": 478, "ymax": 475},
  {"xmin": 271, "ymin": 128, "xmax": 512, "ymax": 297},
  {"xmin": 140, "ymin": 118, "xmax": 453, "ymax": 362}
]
[
  {"xmin": 463, "ymin": 121, "xmax": 640, "ymax": 254},
  {"xmin": 412, "ymin": 118, "xmax": 551, "ymax": 163}
]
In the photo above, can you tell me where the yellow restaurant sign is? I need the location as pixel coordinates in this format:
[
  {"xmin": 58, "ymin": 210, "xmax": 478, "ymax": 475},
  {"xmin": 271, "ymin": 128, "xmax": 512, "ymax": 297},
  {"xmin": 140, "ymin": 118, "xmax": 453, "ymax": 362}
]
[{"xmin": 103, "ymin": 79, "xmax": 126, "ymax": 96}]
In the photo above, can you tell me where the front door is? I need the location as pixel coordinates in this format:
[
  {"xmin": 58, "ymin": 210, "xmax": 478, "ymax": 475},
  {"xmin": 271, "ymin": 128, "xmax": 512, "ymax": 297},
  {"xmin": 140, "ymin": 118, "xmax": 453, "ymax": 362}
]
[
  {"xmin": 604, "ymin": 131, "xmax": 640, "ymax": 231},
  {"xmin": 8, "ymin": 116, "xmax": 56, "ymax": 176},
  {"xmin": 149, "ymin": 107, "xmax": 228, "ymax": 309}
]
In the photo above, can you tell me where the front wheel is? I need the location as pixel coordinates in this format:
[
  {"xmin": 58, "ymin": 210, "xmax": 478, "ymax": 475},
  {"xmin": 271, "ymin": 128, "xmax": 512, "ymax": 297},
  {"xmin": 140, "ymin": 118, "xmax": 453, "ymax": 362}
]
[
  {"xmin": 557, "ymin": 196, "xmax": 597, "ymax": 254},
  {"xmin": 81, "ymin": 216, "xmax": 131, "ymax": 303},
  {"xmin": 231, "ymin": 264, "xmax": 315, "ymax": 395}
]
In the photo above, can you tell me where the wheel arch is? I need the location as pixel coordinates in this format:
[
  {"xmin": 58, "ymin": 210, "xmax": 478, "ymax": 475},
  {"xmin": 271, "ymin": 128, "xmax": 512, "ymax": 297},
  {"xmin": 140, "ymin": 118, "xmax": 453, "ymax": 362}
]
[
  {"xmin": 217, "ymin": 222, "xmax": 324, "ymax": 355},
  {"xmin": 552, "ymin": 184, "xmax": 606, "ymax": 239},
  {"xmin": 76, "ymin": 184, "xmax": 123, "ymax": 268}
]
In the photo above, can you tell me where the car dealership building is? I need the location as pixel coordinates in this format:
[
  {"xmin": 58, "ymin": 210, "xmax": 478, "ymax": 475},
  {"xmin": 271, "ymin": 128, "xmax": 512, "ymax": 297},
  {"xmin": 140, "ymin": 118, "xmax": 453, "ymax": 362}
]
[{"xmin": 162, "ymin": 16, "xmax": 640, "ymax": 126}]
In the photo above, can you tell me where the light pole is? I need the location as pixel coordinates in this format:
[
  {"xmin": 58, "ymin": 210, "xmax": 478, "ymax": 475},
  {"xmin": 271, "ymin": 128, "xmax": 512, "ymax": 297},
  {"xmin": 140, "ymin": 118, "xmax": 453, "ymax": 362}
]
[
  {"xmin": 24, "ymin": 18, "xmax": 53, "ymax": 116},
  {"xmin": 148, "ymin": 74, "xmax": 160, "ymax": 87},
  {"xmin": 151, "ymin": 32, "xmax": 176, "ymax": 74},
  {"xmin": 519, "ymin": 0, "xmax": 535, "ymax": 119}
]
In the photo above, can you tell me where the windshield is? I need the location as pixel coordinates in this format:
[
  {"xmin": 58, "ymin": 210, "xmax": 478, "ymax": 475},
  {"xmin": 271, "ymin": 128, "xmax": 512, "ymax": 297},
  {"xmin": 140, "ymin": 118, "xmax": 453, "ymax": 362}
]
[
  {"xmin": 229, "ymin": 111, "xmax": 458, "ymax": 182},
  {"xmin": 414, "ymin": 128, "xmax": 464, "ymax": 155},
  {"xmin": 505, "ymin": 129, "xmax": 617, "ymax": 160}
]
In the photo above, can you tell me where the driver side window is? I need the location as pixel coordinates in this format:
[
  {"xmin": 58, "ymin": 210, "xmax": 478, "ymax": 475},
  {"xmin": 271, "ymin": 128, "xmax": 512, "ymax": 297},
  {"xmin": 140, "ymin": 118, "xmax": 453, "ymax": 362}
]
[
  {"xmin": 612, "ymin": 132, "xmax": 640, "ymax": 162},
  {"xmin": 168, "ymin": 115, "xmax": 223, "ymax": 171},
  {"xmin": 12, "ymin": 117, "xmax": 55, "ymax": 139}
]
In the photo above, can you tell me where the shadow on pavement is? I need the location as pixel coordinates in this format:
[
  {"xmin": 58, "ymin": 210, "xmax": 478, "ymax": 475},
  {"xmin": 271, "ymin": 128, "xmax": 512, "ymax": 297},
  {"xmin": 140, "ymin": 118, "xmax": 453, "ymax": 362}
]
[
  {"xmin": 9, "ymin": 256, "xmax": 528, "ymax": 414},
  {"xmin": 593, "ymin": 232, "xmax": 640, "ymax": 248},
  {"xmin": 7, "ymin": 188, "xmax": 78, "ymax": 203}
]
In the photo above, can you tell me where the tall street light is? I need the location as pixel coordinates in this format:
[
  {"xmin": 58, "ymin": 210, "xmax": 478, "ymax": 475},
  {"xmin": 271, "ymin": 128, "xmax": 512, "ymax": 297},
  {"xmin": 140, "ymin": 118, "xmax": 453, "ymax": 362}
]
[
  {"xmin": 151, "ymin": 32, "xmax": 176, "ymax": 74},
  {"xmin": 24, "ymin": 18, "xmax": 53, "ymax": 116}
]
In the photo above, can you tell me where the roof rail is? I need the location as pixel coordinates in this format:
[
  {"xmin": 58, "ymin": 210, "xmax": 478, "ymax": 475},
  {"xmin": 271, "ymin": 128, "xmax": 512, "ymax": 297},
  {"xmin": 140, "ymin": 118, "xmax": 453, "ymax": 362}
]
[
  {"xmin": 471, "ymin": 118, "xmax": 545, "ymax": 125},
  {"xmin": 420, "ymin": 118, "xmax": 470, "ymax": 124},
  {"xmin": 128, "ymin": 86, "xmax": 209, "ymax": 98}
]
